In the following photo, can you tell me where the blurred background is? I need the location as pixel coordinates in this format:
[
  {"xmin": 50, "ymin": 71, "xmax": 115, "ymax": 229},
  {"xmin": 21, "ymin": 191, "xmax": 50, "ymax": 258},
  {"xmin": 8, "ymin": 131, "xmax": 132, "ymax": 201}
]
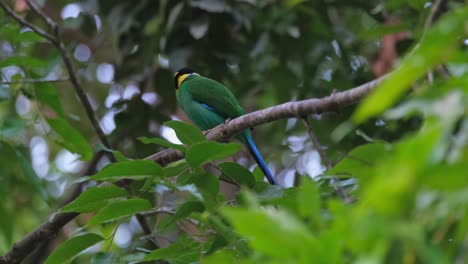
[{"xmin": 1, "ymin": 0, "xmax": 466, "ymax": 262}]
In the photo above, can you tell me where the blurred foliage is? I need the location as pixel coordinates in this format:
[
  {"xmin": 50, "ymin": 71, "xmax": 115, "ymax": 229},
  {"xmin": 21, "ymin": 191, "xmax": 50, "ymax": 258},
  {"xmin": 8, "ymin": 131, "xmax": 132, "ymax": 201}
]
[{"xmin": 0, "ymin": 0, "xmax": 467, "ymax": 263}]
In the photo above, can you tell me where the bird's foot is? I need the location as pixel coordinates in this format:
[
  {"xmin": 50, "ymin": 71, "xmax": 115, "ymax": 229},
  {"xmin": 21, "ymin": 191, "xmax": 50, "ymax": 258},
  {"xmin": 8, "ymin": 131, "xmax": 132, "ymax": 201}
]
[
  {"xmin": 203, "ymin": 129, "xmax": 212, "ymax": 136},
  {"xmin": 224, "ymin": 117, "xmax": 232, "ymax": 124}
]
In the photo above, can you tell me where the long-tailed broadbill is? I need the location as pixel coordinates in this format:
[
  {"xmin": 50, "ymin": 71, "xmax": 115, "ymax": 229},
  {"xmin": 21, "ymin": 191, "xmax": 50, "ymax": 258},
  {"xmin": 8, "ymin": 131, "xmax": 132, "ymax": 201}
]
[{"xmin": 174, "ymin": 67, "xmax": 277, "ymax": 185}]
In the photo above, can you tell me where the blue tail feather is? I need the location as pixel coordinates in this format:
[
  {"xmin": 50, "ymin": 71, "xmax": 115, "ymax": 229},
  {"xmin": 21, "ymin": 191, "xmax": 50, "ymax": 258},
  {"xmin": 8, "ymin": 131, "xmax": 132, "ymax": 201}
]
[{"xmin": 244, "ymin": 134, "xmax": 277, "ymax": 185}]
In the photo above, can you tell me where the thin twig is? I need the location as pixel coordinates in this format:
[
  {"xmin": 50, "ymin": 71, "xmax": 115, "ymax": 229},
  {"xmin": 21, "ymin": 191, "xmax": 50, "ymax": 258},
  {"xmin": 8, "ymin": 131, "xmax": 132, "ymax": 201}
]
[
  {"xmin": 23, "ymin": 0, "xmax": 113, "ymax": 153},
  {"xmin": 25, "ymin": 0, "xmax": 58, "ymax": 35},
  {"xmin": 301, "ymin": 117, "xmax": 332, "ymax": 169},
  {"xmin": 0, "ymin": 1, "xmax": 56, "ymax": 44},
  {"xmin": 0, "ymin": 79, "xmax": 69, "ymax": 84},
  {"xmin": 301, "ymin": 117, "xmax": 352, "ymax": 203}
]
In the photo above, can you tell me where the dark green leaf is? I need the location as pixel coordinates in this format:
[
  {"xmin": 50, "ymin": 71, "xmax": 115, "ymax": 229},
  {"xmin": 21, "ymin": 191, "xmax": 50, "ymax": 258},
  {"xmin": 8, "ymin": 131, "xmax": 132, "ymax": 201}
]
[
  {"xmin": 62, "ymin": 186, "xmax": 129, "ymax": 213},
  {"xmin": 181, "ymin": 171, "xmax": 219, "ymax": 197},
  {"xmin": 89, "ymin": 198, "xmax": 152, "ymax": 224},
  {"xmin": 35, "ymin": 82, "xmax": 65, "ymax": 117},
  {"xmin": 185, "ymin": 141, "xmax": 242, "ymax": 167},
  {"xmin": 15, "ymin": 149, "xmax": 48, "ymax": 202},
  {"xmin": 47, "ymin": 117, "xmax": 93, "ymax": 160},
  {"xmin": 174, "ymin": 201, "xmax": 205, "ymax": 220},
  {"xmin": 144, "ymin": 237, "xmax": 200, "ymax": 263},
  {"xmin": 0, "ymin": 203, "xmax": 13, "ymax": 245},
  {"xmin": 218, "ymin": 162, "xmax": 256, "ymax": 188},
  {"xmin": 45, "ymin": 233, "xmax": 104, "ymax": 264},
  {"xmin": 163, "ymin": 160, "xmax": 189, "ymax": 178}
]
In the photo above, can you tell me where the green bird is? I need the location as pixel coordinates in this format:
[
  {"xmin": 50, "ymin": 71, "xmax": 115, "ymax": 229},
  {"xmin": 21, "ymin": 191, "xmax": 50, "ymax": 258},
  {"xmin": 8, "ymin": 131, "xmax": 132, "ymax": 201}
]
[{"xmin": 174, "ymin": 67, "xmax": 277, "ymax": 185}]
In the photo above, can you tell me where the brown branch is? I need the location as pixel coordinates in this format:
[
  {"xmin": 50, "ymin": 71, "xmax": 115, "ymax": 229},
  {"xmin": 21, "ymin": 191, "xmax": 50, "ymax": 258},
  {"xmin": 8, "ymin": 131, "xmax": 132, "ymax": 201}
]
[{"xmin": 148, "ymin": 76, "xmax": 386, "ymax": 164}]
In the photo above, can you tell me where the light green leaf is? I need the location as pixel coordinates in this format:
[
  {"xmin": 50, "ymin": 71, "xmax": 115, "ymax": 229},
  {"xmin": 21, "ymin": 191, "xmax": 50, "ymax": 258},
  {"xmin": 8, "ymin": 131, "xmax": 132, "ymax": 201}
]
[
  {"xmin": 90, "ymin": 160, "xmax": 163, "ymax": 181},
  {"xmin": 62, "ymin": 186, "xmax": 128, "ymax": 213},
  {"xmin": 222, "ymin": 207, "xmax": 316, "ymax": 259},
  {"xmin": 328, "ymin": 143, "xmax": 390, "ymax": 178},
  {"xmin": 353, "ymin": 7, "xmax": 468, "ymax": 123},
  {"xmin": 89, "ymin": 198, "xmax": 152, "ymax": 225},
  {"xmin": 47, "ymin": 117, "xmax": 93, "ymax": 160},
  {"xmin": 18, "ymin": 30, "xmax": 46, "ymax": 42},
  {"xmin": 185, "ymin": 141, "xmax": 242, "ymax": 167},
  {"xmin": 164, "ymin": 121, "xmax": 206, "ymax": 145},
  {"xmin": 45, "ymin": 233, "xmax": 104, "ymax": 264},
  {"xmin": 297, "ymin": 179, "xmax": 321, "ymax": 228},
  {"xmin": 138, "ymin": 136, "xmax": 186, "ymax": 152}
]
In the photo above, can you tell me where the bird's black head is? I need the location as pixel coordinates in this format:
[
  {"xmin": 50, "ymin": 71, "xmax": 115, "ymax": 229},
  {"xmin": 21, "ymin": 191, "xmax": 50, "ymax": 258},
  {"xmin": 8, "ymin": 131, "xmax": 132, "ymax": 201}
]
[{"xmin": 174, "ymin": 67, "xmax": 196, "ymax": 90}]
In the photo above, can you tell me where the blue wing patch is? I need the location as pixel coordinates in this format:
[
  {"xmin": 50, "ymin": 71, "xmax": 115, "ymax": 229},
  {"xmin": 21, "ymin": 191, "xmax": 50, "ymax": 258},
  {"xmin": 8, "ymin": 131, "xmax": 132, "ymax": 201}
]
[{"xmin": 200, "ymin": 102, "xmax": 216, "ymax": 112}]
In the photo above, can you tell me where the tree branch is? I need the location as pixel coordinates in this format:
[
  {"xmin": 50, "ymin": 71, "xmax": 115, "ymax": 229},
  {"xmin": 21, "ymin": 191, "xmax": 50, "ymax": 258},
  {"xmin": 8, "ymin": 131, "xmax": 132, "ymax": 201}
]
[
  {"xmin": 148, "ymin": 76, "xmax": 386, "ymax": 164},
  {"xmin": 0, "ymin": 75, "xmax": 385, "ymax": 264}
]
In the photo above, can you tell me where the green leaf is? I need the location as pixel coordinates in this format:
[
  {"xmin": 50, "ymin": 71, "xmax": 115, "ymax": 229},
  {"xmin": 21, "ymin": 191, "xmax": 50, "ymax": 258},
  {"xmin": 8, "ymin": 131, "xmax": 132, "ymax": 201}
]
[
  {"xmin": 218, "ymin": 162, "xmax": 256, "ymax": 188},
  {"xmin": 222, "ymin": 207, "xmax": 316, "ymax": 259},
  {"xmin": 163, "ymin": 160, "xmax": 189, "ymax": 178},
  {"xmin": 181, "ymin": 171, "xmax": 219, "ymax": 197},
  {"xmin": 90, "ymin": 160, "xmax": 163, "ymax": 181},
  {"xmin": 47, "ymin": 117, "xmax": 93, "ymax": 160},
  {"xmin": 0, "ymin": 203, "xmax": 13, "ymax": 245},
  {"xmin": 0, "ymin": 56, "xmax": 21, "ymax": 67},
  {"xmin": 45, "ymin": 233, "xmax": 104, "ymax": 264},
  {"xmin": 185, "ymin": 141, "xmax": 242, "ymax": 167},
  {"xmin": 328, "ymin": 143, "xmax": 389, "ymax": 178},
  {"xmin": 297, "ymin": 179, "xmax": 321, "ymax": 228},
  {"xmin": 89, "ymin": 198, "xmax": 152, "ymax": 225},
  {"xmin": 174, "ymin": 201, "xmax": 205, "ymax": 220},
  {"xmin": 35, "ymin": 82, "xmax": 66, "ymax": 117},
  {"xmin": 144, "ymin": 237, "xmax": 200, "ymax": 263},
  {"xmin": 62, "ymin": 186, "xmax": 129, "ymax": 213},
  {"xmin": 15, "ymin": 149, "xmax": 48, "ymax": 202},
  {"xmin": 138, "ymin": 136, "xmax": 186, "ymax": 152},
  {"xmin": 421, "ymin": 163, "xmax": 468, "ymax": 191},
  {"xmin": 254, "ymin": 183, "xmax": 284, "ymax": 202},
  {"xmin": 164, "ymin": 120, "xmax": 206, "ymax": 145},
  {"xmin": 91, "ymin": 252, "xmax": 119, "ymax": 264},
  {"xmin": 353, "ymin": 7, "xmax": 468, "ymax": 123},
  {"xmin": 18, "ymin": 30, "xmax": 46, "ymax": 43}
]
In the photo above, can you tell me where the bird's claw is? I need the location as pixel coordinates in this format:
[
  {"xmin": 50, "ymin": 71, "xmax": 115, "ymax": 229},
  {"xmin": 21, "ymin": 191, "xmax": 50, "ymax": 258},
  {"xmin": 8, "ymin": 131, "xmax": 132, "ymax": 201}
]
[{"xmin": 203, "ymin": 129, "xmax": 212, "ymax": 136}]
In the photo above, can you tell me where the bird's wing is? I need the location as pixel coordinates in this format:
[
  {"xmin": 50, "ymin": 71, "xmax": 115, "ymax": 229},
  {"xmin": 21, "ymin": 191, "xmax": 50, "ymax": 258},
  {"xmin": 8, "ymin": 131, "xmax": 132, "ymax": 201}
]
[{"xmin": 185, "ymin": 76, "xmax": 246, "ymax": 119}]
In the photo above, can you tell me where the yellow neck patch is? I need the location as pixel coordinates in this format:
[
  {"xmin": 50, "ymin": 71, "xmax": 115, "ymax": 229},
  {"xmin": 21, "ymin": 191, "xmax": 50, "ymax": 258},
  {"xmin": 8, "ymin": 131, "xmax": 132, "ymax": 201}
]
[
  {"xmin": 175, "ymin": 72, "xmax": 199, "ymax": 95},
  {"xmin": 177, "ymin": 73, "xmax": 191, "ymax": 89}
]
